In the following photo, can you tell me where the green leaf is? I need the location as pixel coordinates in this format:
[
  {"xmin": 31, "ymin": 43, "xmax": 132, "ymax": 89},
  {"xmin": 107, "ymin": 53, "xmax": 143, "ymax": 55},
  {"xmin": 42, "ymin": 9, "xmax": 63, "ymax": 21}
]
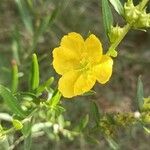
[
  {"xmin": 83, "ymin": 90, "xmax": 96, "ymax": 96},
  {"xmin": 15, "ymin": 0, "xmax": 33, "ymax": 34},
  {"xmin": 92, "ymin": 102, "xmax": 100, "ymax": 126},
  {"xmin": 102, "ymin": 0, "xmax": 113, "ymax": 35},
  {"xmin": 143, "ymin": 126, "xmax": 150, "ymax": 134},
  {"xmin": 29, "ymin": 54, "xmax": 39, "ymax": 91},
  {"xmin": 36, "ymin": 77, "xmax": 54, "ymax": 94},
  {"xmin": 109, "ymin": 0, "xmax": 124, "ymax": 16},
  {"xmin": 11, "ymin": 60, "xmax": 19, "ymax": 93},
  {"xmin": 0, "ymin": 85, "xmax": 26, "ymax": 118},
  {"xmin": 137, "ymin": 76, "xmax": 144, "ymax": 111},
  {"xmin": 75, "ymin": 114, "xmax": 89, "ymax": 132},
  {"xmin": 49, "ymin": 91, "xmax": 61, "ymax": 108},
  {"xmin": 20, "ymin": 92, "xmax": 37, "ymax": 100},
  {"xmin": 22, "ymin": 120, "xmax": 32, "ymax": 150},
  {"xmin": 106, "ymin": 137, "xmax": 119, "ymax": 150}
]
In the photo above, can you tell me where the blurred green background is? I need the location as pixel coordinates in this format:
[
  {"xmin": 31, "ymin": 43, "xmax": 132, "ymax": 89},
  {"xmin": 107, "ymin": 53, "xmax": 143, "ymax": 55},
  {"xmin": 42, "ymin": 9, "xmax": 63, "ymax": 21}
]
[{"xmin": 0, "ymin": 0, "xmax": 150, "ymax": 149}]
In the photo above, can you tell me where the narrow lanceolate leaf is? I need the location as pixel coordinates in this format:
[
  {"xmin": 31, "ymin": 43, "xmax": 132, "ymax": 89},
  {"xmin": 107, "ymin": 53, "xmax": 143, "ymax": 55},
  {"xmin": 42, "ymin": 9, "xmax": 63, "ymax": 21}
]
[
  {"xmin": 22, "ymin": 120, "xmax": 32, "ymax": 150},
  {"xmin": 92, "ymin": 102, "xmax": 100, "ymax": 126},
  {"xmin": 106, "ymin": 137, "xmax": 119, "ymax": 150},
  {"xmin": 137, "ymin": 76, "xmax": 144, "ymax": 111},
  {"xmin": 109, "ymin": 0, "xmax": 124, "ymax": 16},
  {"xmin": 102, "ymin": 0, "xmax": 113, "ymax": 35},
  {"xmin": 0, "ymin": 85, "xmax": 26, "ymax": 118},
  {"xmin": 29, "ymin": 54, "xmax": 39, "ymax": 91},
  {"xmin": 49, "ymin": 91, "xmax": 61, "ymax": 108},
  {"xmin": 75, "ymin": 114, "xmax": 89, "ymax": 132},
  {"xmin": 143, "ymin": 126, "xmax": 150, "ymax": 134},
  {"xmin": 11, "ymin": 60, "xmax": 19, "ymax": 93},
  {"xmin": 36, "ymin": 77, "xmax": 54, "ymax": 94}
]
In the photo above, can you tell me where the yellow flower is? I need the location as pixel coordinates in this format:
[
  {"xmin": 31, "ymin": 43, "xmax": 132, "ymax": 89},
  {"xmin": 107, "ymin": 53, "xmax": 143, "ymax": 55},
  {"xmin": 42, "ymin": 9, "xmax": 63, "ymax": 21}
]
[{"xmin": 52, "ymin": 32, "xmax": 113, "ymax": 98}]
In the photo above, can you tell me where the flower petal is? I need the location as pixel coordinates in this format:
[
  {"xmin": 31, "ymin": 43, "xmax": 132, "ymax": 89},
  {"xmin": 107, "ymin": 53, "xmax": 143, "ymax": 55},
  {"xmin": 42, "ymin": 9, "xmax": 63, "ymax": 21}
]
[
  {"xmin": 58, "ymin": 71, "xmax": 80, "ymax": 98},
  {"xmin": 74, "ymin": 72, "xmax": 96, "ymax": 96},
  {"xmin": 93, "ymin": 55, "xmax": 113, "ymax": 84},
  {"xmin": 85, "ymin": 34, "xmax": 102, "ymax": 63},
  {"xmin": 53, "ymin": 47, "xmax": 79, "ymax": 75},
  {"xmin": 60, "ymin": 32, "xmax": 84, "ymax": 56}
]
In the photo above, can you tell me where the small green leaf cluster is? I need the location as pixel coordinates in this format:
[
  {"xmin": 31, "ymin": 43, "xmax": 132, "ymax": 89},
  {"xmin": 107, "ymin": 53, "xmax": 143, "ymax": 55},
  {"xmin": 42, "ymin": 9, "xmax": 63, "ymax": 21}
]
[{"xmin": 0, "ymin": 54, "xmax": 80, "ymax": 149}]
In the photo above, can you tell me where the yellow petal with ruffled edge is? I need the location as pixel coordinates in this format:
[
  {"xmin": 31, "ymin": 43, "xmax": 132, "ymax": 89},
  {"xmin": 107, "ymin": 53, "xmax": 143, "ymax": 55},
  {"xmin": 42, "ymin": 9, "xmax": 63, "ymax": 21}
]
[
  {"xmin": 74, "ymin": 72, "xmax": 96, "ymax": 96},
  {"xmin": 93, "ymin": 55, "xmax": 113, "ymax": 84},
  {"xmin": 85, "ymin": 34, "xmax": 102, "ymax": 64},
  {"xmin": 53, "ymin": 47, "xmax": 79, "ymax": 75},
  {"xmin": 60, "ymin": 32, "xmax": 84, "ymax": 56},
  {"xmin": 58, "ymin": 71, "xmax": 80, "ymax": 98}
]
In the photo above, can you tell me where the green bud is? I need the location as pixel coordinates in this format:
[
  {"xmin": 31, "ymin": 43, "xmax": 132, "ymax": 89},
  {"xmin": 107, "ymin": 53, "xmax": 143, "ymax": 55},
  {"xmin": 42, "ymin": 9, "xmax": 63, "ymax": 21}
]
[
  {"xmin": 109, "ymin": 25, "xmax": 124, "ymax": 43},
  {"xmin": 114, "ymin": 113, "xmax": 135, "ymax": 126},
  {"xmin": 142, "ymin": 97, "xmax": 150, "ymax": 111},
  {"xmin": 107, "ymin": 49, "xmax": 118, "ymax": 58},
  {"xmin": 12, "ymin": 119, "xmax": 23, "ymax": 130},
  {"xmin": 134, "ymin": 11, "xmax": 150, "ymax": 28},
  {"xmin": 142, "ymin": 112, "xmax": 150, "ymax": 124},
  {"xmin": 124, "ymin": 0, "xmax": 140, "ymax": 24}
]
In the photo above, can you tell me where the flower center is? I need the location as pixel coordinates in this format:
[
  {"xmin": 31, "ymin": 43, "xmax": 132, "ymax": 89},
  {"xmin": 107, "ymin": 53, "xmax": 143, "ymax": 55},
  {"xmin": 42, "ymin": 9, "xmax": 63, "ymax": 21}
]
[{"xmin": 79, "ymin": 57, "xmax": 91, "ymax": 72}]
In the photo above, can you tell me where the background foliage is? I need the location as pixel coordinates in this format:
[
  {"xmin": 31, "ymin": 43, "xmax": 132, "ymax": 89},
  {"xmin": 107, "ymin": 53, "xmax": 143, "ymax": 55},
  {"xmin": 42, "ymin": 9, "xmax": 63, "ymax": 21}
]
[{"xmin": 0, "ymin": 0, "xmax": 150, "ymax": 149}]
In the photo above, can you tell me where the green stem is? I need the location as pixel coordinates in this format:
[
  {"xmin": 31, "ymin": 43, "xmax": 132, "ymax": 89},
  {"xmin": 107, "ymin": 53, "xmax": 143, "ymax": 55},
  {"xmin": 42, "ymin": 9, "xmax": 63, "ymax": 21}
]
[{"xmin": 107, "ymin": 24, "xmax": 131, "ymax": 55}]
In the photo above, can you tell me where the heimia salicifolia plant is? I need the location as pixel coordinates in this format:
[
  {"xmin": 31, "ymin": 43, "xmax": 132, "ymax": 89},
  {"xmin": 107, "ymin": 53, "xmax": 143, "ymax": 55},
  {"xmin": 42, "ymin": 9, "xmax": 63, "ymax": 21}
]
[{"xmin": 0, "ymin": 0, "xmax": 150, "ymax": 149}]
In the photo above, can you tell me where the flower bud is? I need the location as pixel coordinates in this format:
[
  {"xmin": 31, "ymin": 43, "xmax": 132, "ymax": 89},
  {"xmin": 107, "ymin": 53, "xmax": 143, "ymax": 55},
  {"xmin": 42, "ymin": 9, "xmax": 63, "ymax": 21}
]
[
  {"xmin": 12, "ymin": 119, "xmax": 23, "ymax": 130},
  {"xmin": 124, "ymin": 0, "xmax": 140, "ymax": 24},
  {"xmin": 142, "ymin": 97, "xmax": 150, "ymax": 111},
  {"xmin": 142, "ymin": 112, "xmax": 150, "ymax": 124},
  {"xmin": 134, "ymin": 10, "xmax": 150, "ymax": 28},
  {"xmin": 109, "ymin": 25, "xmax": 124, "ymax": 43}
]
